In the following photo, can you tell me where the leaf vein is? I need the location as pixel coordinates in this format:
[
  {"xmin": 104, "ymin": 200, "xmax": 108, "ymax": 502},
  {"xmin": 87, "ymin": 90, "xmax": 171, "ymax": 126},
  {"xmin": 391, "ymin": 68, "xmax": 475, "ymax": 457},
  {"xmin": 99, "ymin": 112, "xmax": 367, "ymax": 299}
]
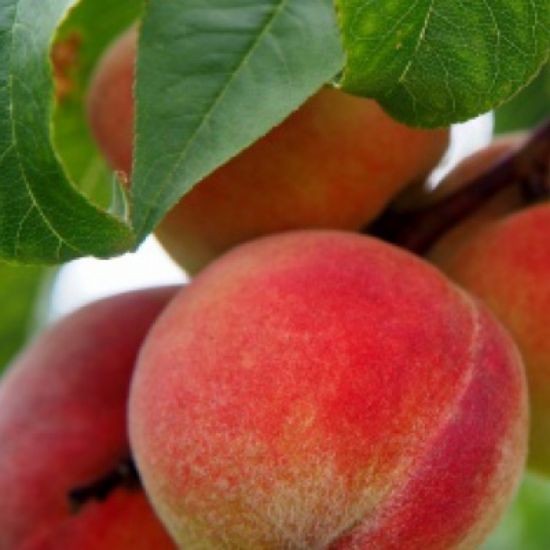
[{"xmin": 5, "ymin": 4, "xmax": 83, "ymax": 259}]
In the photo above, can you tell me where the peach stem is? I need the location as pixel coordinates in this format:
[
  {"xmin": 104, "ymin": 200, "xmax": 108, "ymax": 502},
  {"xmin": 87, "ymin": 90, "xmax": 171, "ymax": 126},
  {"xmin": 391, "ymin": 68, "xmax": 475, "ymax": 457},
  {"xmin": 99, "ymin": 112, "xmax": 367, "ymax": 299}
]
[
  {"xmin": 68, "ymin": 458, "xmax": 139, "ymax": 512},
  {"xmin": 369, "ymin": 118, "xmax": 550, "ymax": 254}
]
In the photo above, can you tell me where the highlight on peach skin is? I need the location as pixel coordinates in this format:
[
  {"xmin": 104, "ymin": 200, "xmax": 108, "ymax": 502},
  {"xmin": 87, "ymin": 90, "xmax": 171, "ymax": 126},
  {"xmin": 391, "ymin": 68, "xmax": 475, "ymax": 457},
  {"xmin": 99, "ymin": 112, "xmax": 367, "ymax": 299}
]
[{"xmin": 87, "ymin": 27, "xmax": 449, "ymax": 274}]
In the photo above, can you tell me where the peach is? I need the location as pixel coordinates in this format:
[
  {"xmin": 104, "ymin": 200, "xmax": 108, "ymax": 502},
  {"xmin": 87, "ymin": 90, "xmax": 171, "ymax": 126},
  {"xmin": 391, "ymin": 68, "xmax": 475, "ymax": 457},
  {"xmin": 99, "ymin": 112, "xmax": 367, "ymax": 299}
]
[
  {"xmin": 0, "ymin": 288, "xmax": 177, "ymax": 549},
  {"xmin": 129, "ymin": 231, "xmax": 527, "ymax": 549},
  {"xmin": 87, "ymin": 28, "xmax": 449, "ymax": 273},
  {"xmin": 86, "ymin": 28, "xmax": 136, "ymax": 176},
  {"xmin": 433, "ymin": 204, "xmax": 550, "ymax": 475}
]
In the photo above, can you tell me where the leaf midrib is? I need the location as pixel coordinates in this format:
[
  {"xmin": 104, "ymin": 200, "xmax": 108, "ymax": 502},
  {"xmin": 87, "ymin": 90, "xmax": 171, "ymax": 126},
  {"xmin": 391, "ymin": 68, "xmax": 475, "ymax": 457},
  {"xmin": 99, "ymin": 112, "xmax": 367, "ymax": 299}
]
[{"xmin": 134, "ymin": 0, "xmax": 291, "ymax": 238}]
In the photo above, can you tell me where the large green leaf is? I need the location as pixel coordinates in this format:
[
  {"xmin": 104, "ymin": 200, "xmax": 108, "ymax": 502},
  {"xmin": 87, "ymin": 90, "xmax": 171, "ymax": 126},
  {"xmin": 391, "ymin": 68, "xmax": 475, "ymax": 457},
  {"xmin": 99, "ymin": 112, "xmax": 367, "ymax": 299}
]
[
  {"xmin": 0, "ymin": 0, "xmax": 134, "ymax": 264},
  {"xmin": 4, "ymin": 0, "xmax": 548, "ymax": 262},
  {"xmin": 0, "ymin": 262, "xmax": 46, "ymax": 373},
  {"xmin": 495, "ymin": 62, "xmax": 550, "ymax": 133},
  {"xmin": 130, "ymin": 0, "xmax": 344, "ymax": 241},
  {"xmin": 337, "ymin": 0, "xmax": 550, "ymax": 127}
]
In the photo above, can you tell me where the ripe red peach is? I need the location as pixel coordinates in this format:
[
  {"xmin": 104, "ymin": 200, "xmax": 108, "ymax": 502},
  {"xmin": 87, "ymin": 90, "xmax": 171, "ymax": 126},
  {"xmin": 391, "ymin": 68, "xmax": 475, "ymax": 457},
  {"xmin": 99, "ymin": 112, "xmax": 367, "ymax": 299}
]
[
  {"xmin": 0, "ymin": 288, "xmax": 177, "ymax": 549},
  {"xmin": 433, "ymin": 204, "xmax": 550, "ymax": 475},
  {"xmin": 129, "ymin": 231, "xmax": 527, "ymax": 549},
  {"xmin": 87, "ymin": 28, "xmax": 449, "ymax": 273}
]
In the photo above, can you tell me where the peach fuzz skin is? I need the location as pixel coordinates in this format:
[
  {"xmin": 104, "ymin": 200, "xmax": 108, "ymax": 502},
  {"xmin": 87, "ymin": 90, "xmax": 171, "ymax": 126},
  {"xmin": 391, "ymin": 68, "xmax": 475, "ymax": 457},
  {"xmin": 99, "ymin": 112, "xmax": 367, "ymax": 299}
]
[
  {"xmin": 0, "ymin": 288, "xmax": 178, "ymax": 549},
  {"xmin": 87, "ymin": 27, "xmax": 449, "ymax": 274},
  {"xmin": 434, "ymin": 204, "xmax": 550, "ymax": 476},
  {"xmin": 129, "ymin": 231, "xmax": 527, "ymax": 549}
]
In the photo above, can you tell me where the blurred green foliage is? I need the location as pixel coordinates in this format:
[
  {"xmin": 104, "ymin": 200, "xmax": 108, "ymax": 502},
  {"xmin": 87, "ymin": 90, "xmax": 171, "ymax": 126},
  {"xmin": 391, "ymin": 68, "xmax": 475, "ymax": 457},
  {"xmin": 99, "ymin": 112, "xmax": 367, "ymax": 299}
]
[
  {"xmin": 0, "ymin": 263, "xmax": 47, "ymax": 374},
  {"xmin": 495, "ymin": 62, "xmax": 550, "ymax": 134},
  {"xmin": 483, "ymin": 473, "xmax": 550, "ymax": 549}
]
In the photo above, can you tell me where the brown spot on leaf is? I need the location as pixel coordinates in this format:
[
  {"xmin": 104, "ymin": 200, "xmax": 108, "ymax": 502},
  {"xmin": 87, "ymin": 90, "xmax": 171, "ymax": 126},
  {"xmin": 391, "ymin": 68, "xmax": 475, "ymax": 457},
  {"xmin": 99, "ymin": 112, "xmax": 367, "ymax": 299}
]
[{"xmin": 51, "ymin": 32, "xmax": 82, "ymax": 103}]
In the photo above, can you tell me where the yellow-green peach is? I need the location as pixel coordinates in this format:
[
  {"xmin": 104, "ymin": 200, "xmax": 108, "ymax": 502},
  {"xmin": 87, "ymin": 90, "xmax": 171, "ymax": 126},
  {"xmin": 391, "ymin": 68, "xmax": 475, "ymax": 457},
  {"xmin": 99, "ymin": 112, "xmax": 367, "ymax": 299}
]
[{"xmin": 87, "ymin": 28, "xmax": 449, "ymax": 274}]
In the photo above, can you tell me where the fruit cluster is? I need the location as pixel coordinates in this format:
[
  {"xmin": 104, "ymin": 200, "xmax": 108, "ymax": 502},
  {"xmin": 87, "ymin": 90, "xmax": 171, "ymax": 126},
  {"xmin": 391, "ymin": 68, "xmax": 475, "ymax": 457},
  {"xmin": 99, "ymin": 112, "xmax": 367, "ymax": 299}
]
[{"xmin": 1, "ymin": 28, "xmax": 549, "ymax": 549}]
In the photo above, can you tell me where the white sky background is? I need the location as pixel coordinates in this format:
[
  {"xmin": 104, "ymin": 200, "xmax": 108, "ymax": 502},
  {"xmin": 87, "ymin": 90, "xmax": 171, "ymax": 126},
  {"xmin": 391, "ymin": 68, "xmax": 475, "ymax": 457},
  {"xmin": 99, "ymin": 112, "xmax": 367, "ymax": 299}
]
[
  {"xmin": 47, "ymin": 237, "xmax": 187, "ymax": 323},
  {"xmin": 47, "ymin": 113, "xmax": 494, "ymax": 323},
  {"xmin": 430, "ymin": 113, "xmax": 494, "ymax": 187}
]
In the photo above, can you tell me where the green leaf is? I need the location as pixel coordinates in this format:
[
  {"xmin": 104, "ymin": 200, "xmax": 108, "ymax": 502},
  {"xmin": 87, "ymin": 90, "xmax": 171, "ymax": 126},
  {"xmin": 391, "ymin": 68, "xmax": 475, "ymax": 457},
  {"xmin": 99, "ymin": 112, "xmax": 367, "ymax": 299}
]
[
  {"xmin": 0, "ymin": 0, "xmax": 134, "ymax": 264},
  {"xmin": 337, "ymin": 0, "xmax": 550, "ymax": 127},
  {"xmin": 52, "ymin": 0, "xmax": 143, "ymax": 209},
  {"xmin": 495, "ymin": 62, "xmax": 550, "ymax": 133},
  {"xmin": 482, "ymin": 474, "xmax": 550, "ymax": 550},
  {"xmin": 0, "ymin": 262, "xmax": 46, "ymax": 373},
  {"xmin": 130, "ymin": 0, "xmax": 344, "ymax": 242}
]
